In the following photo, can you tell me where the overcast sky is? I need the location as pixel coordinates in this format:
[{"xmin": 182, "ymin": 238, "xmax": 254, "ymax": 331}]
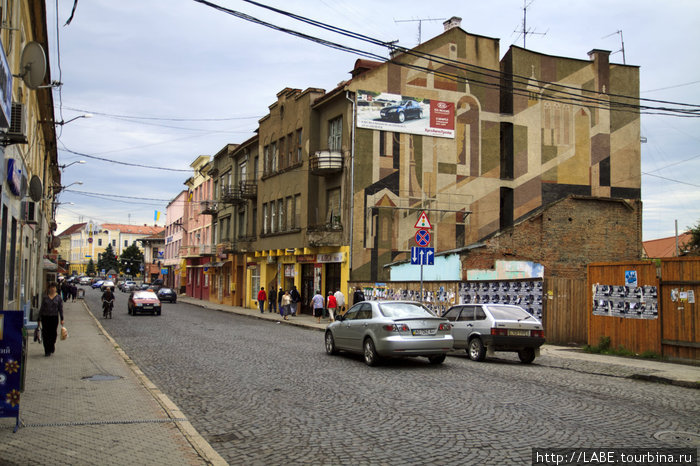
[{"xmin": 47, "ymin": 0, "xmax": 700, "ymax": 241}]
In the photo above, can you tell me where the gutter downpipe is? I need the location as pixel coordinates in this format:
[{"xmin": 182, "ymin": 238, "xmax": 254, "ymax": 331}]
[{"xmin": 345, "ymin": 90, "xmax": 356, "ymax": 273}]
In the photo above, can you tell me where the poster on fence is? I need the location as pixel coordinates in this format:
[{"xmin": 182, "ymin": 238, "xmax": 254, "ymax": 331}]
[
  {"xmin": 592, "ymin": 285, "xmax": 658, "ymax": 319},
  {"xmin": 0, "ymin": 310, "xmax": 23, "ymax": 422}
]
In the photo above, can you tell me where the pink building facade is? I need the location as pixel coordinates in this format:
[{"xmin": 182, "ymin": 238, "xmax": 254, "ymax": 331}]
[{"xmin": 164, "ymin": 190, "xmax": 187, "ymax": 292}]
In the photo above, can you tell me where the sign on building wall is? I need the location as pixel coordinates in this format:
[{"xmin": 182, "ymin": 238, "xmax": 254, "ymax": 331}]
[
  {"xmin": 356, "ymin": 90, "xmax": 455, "ymax": 139},
  {"xmin": 0, "ymin": 310, "xmax": 23, "ymax": 425}
]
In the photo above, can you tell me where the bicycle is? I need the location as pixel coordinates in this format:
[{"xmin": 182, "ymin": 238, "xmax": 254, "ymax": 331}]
[{"xmin": 103, "ymin": 300, "xmax": 114, "ymax": 319}]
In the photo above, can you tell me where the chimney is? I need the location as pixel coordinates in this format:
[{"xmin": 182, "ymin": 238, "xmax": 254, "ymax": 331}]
[
  {"xmin": 587, "ymin": 49, "xmax": 611, "ymax": 94},
  {"xmin": 443, "ymin": 16, "xmax": 462, "ymax": 31}
]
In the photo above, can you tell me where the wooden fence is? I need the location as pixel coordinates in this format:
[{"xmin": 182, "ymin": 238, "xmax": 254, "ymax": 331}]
[
  {"xmin": 660, "ymin": 258, "xmax": 699, "ymax": 360},
  {"xmin": 542, "ymin": 277, "xmax": 587, "ymax": 344}
]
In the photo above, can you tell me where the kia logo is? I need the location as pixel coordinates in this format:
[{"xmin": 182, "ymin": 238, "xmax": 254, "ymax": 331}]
[{"xmin": 437, "ymin": 102, "xmax": 449, "ymax": 109}]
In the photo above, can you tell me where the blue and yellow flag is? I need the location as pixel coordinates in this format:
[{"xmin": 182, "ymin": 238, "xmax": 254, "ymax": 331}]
[{"xmin": 154, "ymin": 210, "xmax": 160, "ymax": 222}]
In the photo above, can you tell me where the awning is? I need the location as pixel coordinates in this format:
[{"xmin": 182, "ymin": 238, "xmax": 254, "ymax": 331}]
[{"xmin": 43, "ymin": 258, "xmax": 58, "ymax": 271}]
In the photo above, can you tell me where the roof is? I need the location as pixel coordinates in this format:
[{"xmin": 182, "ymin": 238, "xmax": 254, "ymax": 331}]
[
  {"xmin": 57, "ymin": 223, "xmax": 86, "ymax": 237},
  {"xmin": 643, "ymin": 232, "xmax": 692, "ymax": 258},
  {"xmin": 101, "ymin": 224, "xmax": 165, "ymax": 235},
  {"xmin": 139, "ymin": 230, "xmax": 166, "ymax": 242}
]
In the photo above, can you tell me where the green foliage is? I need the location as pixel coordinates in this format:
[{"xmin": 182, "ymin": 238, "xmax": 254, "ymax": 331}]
[
  {"xmin": 86, "ymin": 258, "xmax": 96, "ymax": 276},
  {"xmin": 684, "ymin": 220, "xmax": 700, "ymax": 255},
  {"xmin": 583, "ymin": 336, "xmax": 665, "ymax": 360},
  {"xmin": 97, "ymin": 244, "xmax": 119, "ymax": 274},
  {"xmin": 120, "ymin": 243, "xmax": 144, "ymax": 276}
]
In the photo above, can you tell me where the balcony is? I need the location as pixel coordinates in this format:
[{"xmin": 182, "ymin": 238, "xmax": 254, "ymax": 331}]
[
  {"xmin": 199, "ymin": 244, "xmax": 214, "ymax": 256},
  {"xmin": 240, "ymin": 179, "xmax": 257, "ymax": 199},
  {"xmin": 200, "ymin": 200, "xmax": 217, "ymax": 215},
  {"xmin": 216, "ymin": 240, "xmax": 237, "ymax": 255},
  {"xmin": 306, "ymin": 220, "xmax": 343, "ymax": 247},
  {"xmin": 310, "ymin": 150, "xmax": 343, "ymax": 175},
  {"xmin": 220, "ymin": 186, "xmax": 244, "ymax": 205}
]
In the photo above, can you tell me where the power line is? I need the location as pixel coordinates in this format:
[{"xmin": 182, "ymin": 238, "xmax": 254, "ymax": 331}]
[
  {"xmin": 59, "ymin": 105, "xmax": 263, "ymax": 122},
  {"xmin": 59, "ymin": 146, "xmax": 192, "ymax": 172},
  {"xmin": 642, "ymin": 172, "xmax": 700, "ymax": 188}
]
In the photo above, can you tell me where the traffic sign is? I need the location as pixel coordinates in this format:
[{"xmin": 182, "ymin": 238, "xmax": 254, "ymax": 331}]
[
  {"xmin": 411, "ymin": 247, "xmax": 434, "ymax": 265},
  {"xmin": 414, "ymin": 211, "xmax": 432, "ymax": 229},
  {"xmin": 415, "ymin": 230, "xmax": 430, "ymax": 246}
]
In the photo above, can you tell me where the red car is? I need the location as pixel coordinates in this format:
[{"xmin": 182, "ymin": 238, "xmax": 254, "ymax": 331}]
[{"xmin": 128, "ymin": 290, "xmax": 162, "ymax": 316}]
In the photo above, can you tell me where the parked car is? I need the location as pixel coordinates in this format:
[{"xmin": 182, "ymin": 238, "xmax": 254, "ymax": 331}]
[
  {"xmin": 148, "ymin": 279, "xmax": 164, "ymax": 292},
  {"xmin": 79, "ymin": 277, "xmax": 92, "ymax": 285},
  {"xmin": 100, "ymin": 280, "xmax": 115, "ymax": 292},
  {"xmin": 324, "ymin": 300, "xmax": 453, "ymax": 366},
  {"xmin": 91, "ymin": 280, "xmax": 104, "ymax": 289},
  {"xmin": 119, "ymin": 280, "xmax": 136, "ymax": 292},
  {"xmin": 379, "ymin": 100, "xmax": 423, "ymax": 123},
  {"xmin": 443, "ymin": 304, "xmax": 545, "ymax": 364},
  {"xmin": 157, "ymin": 288, "xmax": 177, "ymax": 303},
  {"xmin": 128, "ymin": 290, "xmax": 162, "ymax": 316}
]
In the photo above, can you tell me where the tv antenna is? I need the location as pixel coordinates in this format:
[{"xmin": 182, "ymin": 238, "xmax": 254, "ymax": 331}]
[
  {"xmin": 514, "ymin": 0, "xmax": 547, "ymax": 49},
  {"xmin": 602, "ymin": 30, "xmax": 626, "ymax": 64},
  {"xmin": 394, "ymin": 17, "xmax": 446, "ymax": 45}
]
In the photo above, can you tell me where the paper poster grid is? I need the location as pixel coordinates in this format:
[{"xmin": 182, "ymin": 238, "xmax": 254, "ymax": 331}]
[
  {"xmin": 592, "ymin": 285, "xmax": 658, "ymax": 319},
  {"xmin": 356, "ymin": 90, "xmax": 455, "ymax": 139}
]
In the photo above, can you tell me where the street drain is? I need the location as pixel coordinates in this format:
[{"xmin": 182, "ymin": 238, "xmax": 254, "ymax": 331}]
[
  {"xmin": 653, "ymin": 431, "xmax": 700, "ymax": 447},
  {"xmin": 82, "ymin": 374, "xmax": 121, "ymax": 382}
]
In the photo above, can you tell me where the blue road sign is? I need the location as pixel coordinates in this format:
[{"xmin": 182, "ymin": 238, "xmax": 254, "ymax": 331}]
[
  {"xmin": 415, "ymin": 229, "xmax": 430, "ymax": 246},
  {"xmin": 411, "ymin": 247, "xmax": 434, "ymax": 265}
]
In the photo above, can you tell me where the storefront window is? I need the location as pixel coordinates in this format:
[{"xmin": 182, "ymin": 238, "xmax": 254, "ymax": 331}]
[{"xmin": 250, "ymin": 266, "xmax": 260, "ymax": 302}]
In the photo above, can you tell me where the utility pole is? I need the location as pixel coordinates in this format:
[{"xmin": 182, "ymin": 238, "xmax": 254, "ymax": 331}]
[
  {"xmin": 395, "ymin": 17, "xmax": 446, "ymax": 45},
  {"xmin": 514, "ymin": 0, "xmax": 546, "ymax": 49}
]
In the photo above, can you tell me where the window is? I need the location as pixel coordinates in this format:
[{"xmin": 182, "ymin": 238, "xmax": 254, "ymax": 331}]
[
  {"xmin": 286, "ymin": 196, "xmax": 293, "ymax": 230},
  {"xmin": 124, "ymin": 240, "xmax": 128, "ymax": 247},
  {"xmin": 270, "ymin": 201, "xmax": 277, "ymax": 233},
  {"xmin": 329, "ymin": 116, "xmax": 342, "ymax": 151},
  {"xmin": 271, "ymin": 141, "xmax": 278, "ymax": 173},
  {"xmin": 250, "ymin": 265, "xmax": 260, "ymax": 302},
  {"xmin": 278, "ymin": 199, "xmax": 284, "ymax": 232},
  {"xmin": 98, "ymin": 238, "xmax": 102, "ymax": 246},
  {"xmin": 238, "ymin": 209, "xmax": 246, "ymax": 238},
  {"xmin": 327, "ymin": 188, "xmax": 341, "ymax": 226},
  {"xmin": 294, "ymin": 194, "xmax": 301, "ymax": 229},
  {"xmin": 296, "ymin": 129, "xmax": 302, "ymax": 163},
  {"xmin": 253, "ymin": 156, "xmax": 259, "ymax": 180},
  {"xmin": 263, "ymin": 203, "xmax": 268, "ymax": 234},
  {"xmin": 263, "ymin": 145, "xmax": 270, "ymax": 174},
  {"xmin": 278, "ymin": 137, "xmax": 286, "ymax": 170},
  {"xmin": 112, "ymin": 239, "xmax": 116, "ymax": 247},
  {"xmin": 252, "ymin": 206, "xmax": 257, "ymax": 236}
]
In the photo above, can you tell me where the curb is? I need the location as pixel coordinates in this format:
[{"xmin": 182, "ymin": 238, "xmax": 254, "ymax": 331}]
[{"xmin": 82, "ymin": 301, "xmax": 228, "ymax": 466}]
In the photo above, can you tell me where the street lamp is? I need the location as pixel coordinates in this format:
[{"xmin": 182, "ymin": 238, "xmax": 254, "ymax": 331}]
[
  {"xmin": 50, "ymin": 181, "xmax": 83, "ymax": 196},
  {"xmin": 53, "ymin": 114, "xmax": 93, "ymax": 126},
  {"xmin": 59, "ymin": 160, "xmax": 86, "ymax": 170}
]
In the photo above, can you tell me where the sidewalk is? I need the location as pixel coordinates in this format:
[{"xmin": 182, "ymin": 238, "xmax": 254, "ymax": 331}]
[
  {"xmin": 0, "ymin": 300, "xmax": 226, "ymax": 465},
  {"xmin": 180, "ymin": 296, "xmax": 700, "ymax": 388}
]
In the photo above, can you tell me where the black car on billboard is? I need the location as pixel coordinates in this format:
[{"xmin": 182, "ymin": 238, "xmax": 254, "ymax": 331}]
[{"xmin": 379, "ymin": 100, "xmax": 423, "ymax": 123}]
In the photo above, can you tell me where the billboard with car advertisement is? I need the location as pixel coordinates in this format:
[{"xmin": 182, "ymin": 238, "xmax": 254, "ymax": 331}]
[{"xmin": 356, "ymin": 90, "xmax": 455, "ymax": 139}]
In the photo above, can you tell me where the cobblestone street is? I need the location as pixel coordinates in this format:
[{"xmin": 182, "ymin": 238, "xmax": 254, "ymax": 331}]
[{"xmin": 84, "ymin": 290, "xmax": 699, "ymax": 465}]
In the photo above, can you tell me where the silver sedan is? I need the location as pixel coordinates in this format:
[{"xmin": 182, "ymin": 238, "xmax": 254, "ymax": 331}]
[{"xmin": 324, "ymin": 300, "xmax": 454, "ymax": 366}]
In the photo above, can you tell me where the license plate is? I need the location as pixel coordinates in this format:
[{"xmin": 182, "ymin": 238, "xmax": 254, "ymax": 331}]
[
  {"xmin": 143, "ymin": 305, "xmax": 153, "ymax": 309},
  {"xmin": 509, "ymin": 329, "xmax": 530, "ymax": 336},
  {"xmin": 412, "ymin": 328, "xmax": 437, "ymax": 336}
]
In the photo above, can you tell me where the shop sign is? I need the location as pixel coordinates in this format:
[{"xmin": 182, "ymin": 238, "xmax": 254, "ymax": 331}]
[
  {"xmin": 0, "ymin": 42, "xmax": 11, "ymax": 129},
  {"xmin": 317, "ymin": 252, "xmax": 344, "ymax": 263},
  {"xmin": 296, "ymin": 254, "xmax": 316, "ymax": 263},
  {"xmin": 246, "ymin": 261, "xmax": 257, "ymax": 270}
]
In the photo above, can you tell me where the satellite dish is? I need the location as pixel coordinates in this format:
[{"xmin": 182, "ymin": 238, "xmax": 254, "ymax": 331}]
[
  {"xmin": 18, "ymin": 42, "xmax": 47, "ymax": 90},
  {"xmin": 29, "ymin": 175, "xmax": 43, "ymax": 202}
]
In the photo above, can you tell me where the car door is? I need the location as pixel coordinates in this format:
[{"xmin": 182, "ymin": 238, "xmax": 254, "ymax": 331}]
[
  {"xmin": 442, "ymin": 307, "xmax": 464, "ymax": 348},
  {"xmin": 472, "ymin": 305, "xmax": 490, "ymax": 336},
  {"xmin": 346, "ymin": 303, "xmax": 374, "ymax": 352},
  {"xmin": 451, "ymin": 306, "xmax": 475, "ymax": 345},
  {"xmin": 334, "ymin": 304, "xmax": 360, "ymax": 349}
]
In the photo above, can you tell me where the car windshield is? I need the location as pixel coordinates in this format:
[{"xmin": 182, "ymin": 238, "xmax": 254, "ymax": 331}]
[
  {"xmin": 378, "ymin": 302, "xmax": 436, "ymax": 318},
  {"xmin": 486, "ymin": 305, "xmax": 533, "ymax": 320},
  {"xmin": 159, "ymin": 288, "xmax": 172, "ymax": 293},
  {"xmin": 134, "ymin": 291, "xmax": 158, "ymax": 300}
]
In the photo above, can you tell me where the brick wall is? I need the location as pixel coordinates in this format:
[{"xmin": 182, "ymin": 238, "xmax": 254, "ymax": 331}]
[{"xmin": 461, "ymin": 196, "xmax": 642, "ymax": 279}]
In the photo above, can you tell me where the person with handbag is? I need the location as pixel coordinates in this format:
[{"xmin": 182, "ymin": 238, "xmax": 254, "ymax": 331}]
[{"xmin": 37, "ymin": 282, "xmax": 64, "ymax": 357}]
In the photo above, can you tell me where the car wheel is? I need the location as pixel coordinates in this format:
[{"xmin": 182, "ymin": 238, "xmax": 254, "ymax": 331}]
[
  {"xmin": 363, "ymin": 338, "xmax": 380, "ymax": 366},
  {"xmin": 156, "ymin": 310, "xmax": 161, "ymax": 316},
  {"xmin": 518, "ymin": 348, "xmax": 536, "ymax": 364},
  {"xmin": 428, "ymin": 354, "xmax": 446, "ymax": 365},
  {"xmin": 325, "ymin": 331, "xmax": 338, "ymax": 355},
  {"xmin": 127, "ymin": 306, "xmax": 132, "ymax": 315},
  {"xmin": 397, "ymin": 111, "xmax": 405, "ymax": 123},
  {"xmin": 468, "ymin": 337, "xmax": 486, "ymax": 361},
  {"xmin": 418, "ymin": 109, "xmax": 424, "ymax": 119}
]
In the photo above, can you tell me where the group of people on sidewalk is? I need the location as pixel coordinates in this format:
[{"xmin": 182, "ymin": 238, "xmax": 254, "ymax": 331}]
[{"xmin": 255, "ymin": 286, "xmax": 350, "ymax": 323}]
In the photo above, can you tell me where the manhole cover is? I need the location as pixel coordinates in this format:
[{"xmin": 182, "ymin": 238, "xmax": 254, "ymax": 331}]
[
  {"xmin": 653, "ymin": 431, "xmax": 700, "ymax": 447},
  {"xmin": 207, "ymin": 431, "xmax": 242, "ymax": 443},
  {"xmin": 82, "ymin": 374, "xmax": 121, "ymax": 382}
]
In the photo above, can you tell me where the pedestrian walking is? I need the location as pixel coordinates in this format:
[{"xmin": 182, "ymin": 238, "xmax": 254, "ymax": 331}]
[
  {"xmin": 353, "ymin": 286, "xmax": 365, "ymax": 304},
  {"xmin": 311, "ymin": 290, "xmax": 325, "ymax": 324},
  {"xmin": 268, "ymin": 287, "xmax": 278, "ymax": 314},
  {"xmin": 278, "ymin": 287, "xmax": 284, "ymax": 312},
  {"xmin": 257, "ymin": 287, "xmax": 267, "ymax": 314},
  {"xmin": 334, "ymin": 289, "xmax": 346, "ymax": 315},
  {"xmin": 70, "ymin": 283, "xmax": 78, "ymax": 302},
  {"xmin": 37, "ymin": 283, "xmax": 64, "ymax": 357},
  {"xmin": 281, "ymin": 291, "xmax": 291, "ymax": 320},
  {"xmin": 60, "ymin": 280, "xmax": 70, "ymax": 302},
  {"xmin": 327, "ymin": 292, "xmax": 337, "ymax": 322},
  {"xmin": 290, "ymin": 285, "xmax": 301, "ymax": 316}
]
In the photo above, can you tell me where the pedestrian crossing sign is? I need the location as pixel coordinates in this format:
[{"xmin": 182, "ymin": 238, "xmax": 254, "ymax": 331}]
[{"xmin": 414, "ymin": 211, "xmax": 432, "ymax": 229}]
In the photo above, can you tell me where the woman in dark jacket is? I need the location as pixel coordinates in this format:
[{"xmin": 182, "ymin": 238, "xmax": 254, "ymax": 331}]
[{"xmin": 38, "ymin": 283, "xmax": 65, "ymax": 357}]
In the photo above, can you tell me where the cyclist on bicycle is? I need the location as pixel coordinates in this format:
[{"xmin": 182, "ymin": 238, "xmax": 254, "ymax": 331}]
[{"xmin": 101, "ymin": 286, "xmax": 115, "ymax": 318}]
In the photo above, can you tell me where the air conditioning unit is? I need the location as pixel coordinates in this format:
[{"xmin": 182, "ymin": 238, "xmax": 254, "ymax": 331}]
[
  {"xmin": 1, "ymin": 103, "xmax": 28, "ymax": 146},
  {"xmin": 21, "ymin": 201, "xmax": 37, "ymax": 224}
]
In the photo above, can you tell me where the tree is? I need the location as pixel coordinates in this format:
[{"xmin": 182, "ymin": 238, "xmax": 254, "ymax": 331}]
[
  {"xmin": 86, "ymin": 258, "xmax": 96, "ymax": 276},
  {"xmin": 120, "ymin": 243, "xmax": 144, "ymax": 277},
  {"xmin": 97, "ymin": 244, "xmax": 119, "ymax": 275},
  {"xmin": 684, "ymin": 220, "xmax": 700, "ymax": 255}
]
